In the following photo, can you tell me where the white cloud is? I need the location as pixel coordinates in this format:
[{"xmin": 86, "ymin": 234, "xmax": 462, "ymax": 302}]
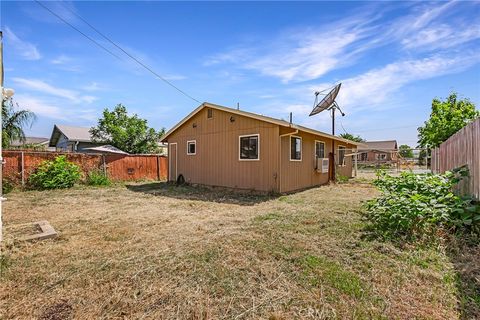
[
  {"xmin": 51, "ymin": 55, "xmax": 72, "ymax": 65},
  {"xmin": 14, "ymin": 95, "xmax": 67, "ymax": 120},
  {"xmin": 3, "ymin": 27, "xmax": 41, "ymax": 60},
  {"xmin": 12, "ymin": 78, "xmax": 97, "ymax": 104}
]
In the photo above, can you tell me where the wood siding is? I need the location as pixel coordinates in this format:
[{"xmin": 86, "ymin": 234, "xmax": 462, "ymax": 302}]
[
  {"xmin": 279, "ymin": 132, "xmax": 355, "ymax": 192},
  {"xmin": 431, "ymin": 118, "xmax": 480, "ymax": 200},
  {"xmin": 166, "ymin": 108, "xmax": 280, "ymax": 192},
  {"xmin": 165, "ymin": 107, "xmax": 355, "ymax": 193}
]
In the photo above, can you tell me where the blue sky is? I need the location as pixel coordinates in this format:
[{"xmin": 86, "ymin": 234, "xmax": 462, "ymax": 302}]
[{"xmin": 1, "ymin": 1, "xmax": 479, "ymax": 147}]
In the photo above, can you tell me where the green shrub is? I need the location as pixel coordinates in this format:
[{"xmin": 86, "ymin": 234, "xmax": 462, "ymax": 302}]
[
  {"xmin": 336, "ymin": 174, "xmax": 349, "ymax": 183},
  {"xmin": 363, "ymin": 169, "xmax": 480, "ymax": 242},
  {"xmin": 86, "ymin": 169, "xmax": 110, "ymax": 186},
  {"xmin": 29, "ymin": 156, "xmax": 81, "ymax": 190},
  {"xmin": 2, "ymin": 178, "xmax": 14, "ymax": 194}
]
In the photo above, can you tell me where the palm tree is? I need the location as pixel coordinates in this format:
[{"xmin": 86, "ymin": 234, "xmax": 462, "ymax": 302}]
[{"xmin": 2, "ymin": 99, "xmax": 36, "ymax": 148}]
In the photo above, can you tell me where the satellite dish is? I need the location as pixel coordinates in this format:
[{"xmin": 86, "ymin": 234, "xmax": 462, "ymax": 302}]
[{"xmin": 310, "ymin": 83, "xmax": 341, "ymax": 116}]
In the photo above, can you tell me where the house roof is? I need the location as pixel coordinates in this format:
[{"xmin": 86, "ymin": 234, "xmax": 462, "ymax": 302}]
[
  {"xmin": 161, "ymin": 102, "xmax": 366, "ymax": 146},
  {"xmin": 10, "ymin": 137, "xmax": 49, "ymax": 147},
  {"xmin": 83, "ymin": 145, "xmax": 128, "ymax": 154},
  {"xmin": 358, "ymin": 140, "xmax": 398, "ymax": 151},
  {"xmin": 49, "ymin": 124, "xmax": 93, "ymax": 146}
]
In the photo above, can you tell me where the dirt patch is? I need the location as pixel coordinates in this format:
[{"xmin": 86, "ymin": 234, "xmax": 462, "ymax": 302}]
[{"xmin": 39, "ymin": 300, "xmax": 72, "ymax": 320}]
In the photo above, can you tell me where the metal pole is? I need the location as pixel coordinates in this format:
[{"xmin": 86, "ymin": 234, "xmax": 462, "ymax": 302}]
[
  {"xmin": 331, "ymin": 107, "xmax": 336, "ymax": 182},
  {"xmin": 21, "ymin": 151, "xmax": 25, "ymax": 186},
  {"xmin": 1, "ymin": 31, "xmax": 4, "ymax": 242}
]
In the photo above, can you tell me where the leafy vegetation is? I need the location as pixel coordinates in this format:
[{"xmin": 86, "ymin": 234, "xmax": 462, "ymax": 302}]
[
  {"xmin": 86, "ymin": 169, "xmax": 111, "ymax": 186},
  {"xmin": 339, "ymin": 133, "xmax": 365, "ymax": 142},
  {"xmin": 29, "ymin": 156, "xmax": 81, "ymax": 190},
  {"xmin": 2, "ymin": 98, "xmax": 36, "ymax": 148},
  {"xmin": 364, "ymin": 169, "xmax": 480, "ymax": 243},
  {"xmin": 2, "ymin": 178, "xmax": 14, "ymax": 194},
  {"xmin": 418, "ymin": 93, "xmax": 479, "ymax": 148},
  {"xmin": 90, "ymin": 104, "xmax": 165, "ymax": 154},
  {"xmin": 399, "ymin": 144, "xmax": 414, "ymax": 158}
]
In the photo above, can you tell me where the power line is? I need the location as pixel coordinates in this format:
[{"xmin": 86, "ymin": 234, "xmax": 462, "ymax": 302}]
[
  {"xmin": 34, "ymin": 0, "xmax": 123, "ymax": 61},
  {"xmin": 35, "ymin": 0, "xmax": 201, "ymax": 104}
]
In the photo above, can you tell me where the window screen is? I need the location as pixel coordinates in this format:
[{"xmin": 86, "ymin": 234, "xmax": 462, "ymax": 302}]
[
  {"xmin": 291, "ymin": 137, "xmax": 302, "ymax": 160},
  {"xmin": 207, "ymin": 108, "xmax": 213, "ymax": 119},
  {"xmin": 239, "ymin": 135, "xmax": 259, "ymax": 160},
  {"xmin": 187, "ymin": 141, "xmax": 196, "ymax": 155},
  {"xmin": 338, "ymin": 146, "xmax": 346, "ymax": 165},
  {"xmin": 315, "ymin": 141, "xmax": 325, "ymax": 158}
]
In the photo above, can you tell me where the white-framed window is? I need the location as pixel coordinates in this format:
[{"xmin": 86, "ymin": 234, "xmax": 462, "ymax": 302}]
[
  {"xmin": 187, "ymin": 140, "xmax": 196, "ymax": 155},
  {"xmin": 375, "ymin": 153, "xmax": 387, "ymax": 160},
  {"xmin": 315, "ymin": 140, "xmax": 325, "ymax": 159},
  {"xmin": 290, "ymin": 136, "xmax": 302, "ymax": 161},
  {"xmin": 239, "ymin": 134, "xmax": 259, "ymax": 160},
  {"xmin": 338, "ymin": 145, "xmax": 346, "ymax": 166}
]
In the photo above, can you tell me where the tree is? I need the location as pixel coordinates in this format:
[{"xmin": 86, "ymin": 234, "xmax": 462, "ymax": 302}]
[
  {"xmin": 398, "ymin": 144, "xmax": 413, "ymax": 158},
  {"xmin": 90, "ymin": 104, "xmax": 165, "ymax": 154},
  {"xmin": 418, "ymin": 93, "xmax": 479, "ymax": 148},
  {"xmin": 339, "ymin": 133, "xmax": 365, "ymax": 143},
  {"xmin": 2, "ymin": 98, "xmax": 36, "ymax": 148}
]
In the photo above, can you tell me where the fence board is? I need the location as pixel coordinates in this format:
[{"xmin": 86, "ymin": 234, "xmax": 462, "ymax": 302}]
[
  {"xmin": 431, "ymin": 118, "xmax": 480, "ymax": 200},
  {"xmin": 3, "ymin": 151, "xmax": 168, "ymax": 185}
]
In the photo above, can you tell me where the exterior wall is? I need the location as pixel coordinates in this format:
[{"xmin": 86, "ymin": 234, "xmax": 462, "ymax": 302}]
[
  {"xmin": 279, "ymin": 132, "xmax": 355, "ymax": 192},
  {"xmin": 166, "ymin": 108, "xmax": 280, "ymax": 192}
]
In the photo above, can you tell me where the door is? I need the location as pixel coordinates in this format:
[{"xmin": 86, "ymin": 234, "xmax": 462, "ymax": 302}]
[{"xmin": 169, "ymin": 143, "xmax": 177, "ymax": 181}]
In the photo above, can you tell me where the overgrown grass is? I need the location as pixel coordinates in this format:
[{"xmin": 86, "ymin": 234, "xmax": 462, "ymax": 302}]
[{"xmin": 1, "ymin": 182, "xmax": 475, "ymax": 319}]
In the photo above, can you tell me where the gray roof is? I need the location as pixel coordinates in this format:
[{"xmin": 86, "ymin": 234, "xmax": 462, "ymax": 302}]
[
  {"xmin": 83, "ymin": 145, "xmax": 128, "ymax": 154},
  {"xmin": 10, "ymin": 137, "xmax": 49, "ymax": 147},
  {"xmin": 49, "ymin": 124, "xmax": 94, "ymax": 146},
  {"xmin": 358, "ymin": 140, "xmax": 398, "ymax": 151}
]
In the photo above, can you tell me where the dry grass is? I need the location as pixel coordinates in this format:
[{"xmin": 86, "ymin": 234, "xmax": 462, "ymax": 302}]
[{"xmin": 0, "ymin": 180, "xmax": 472, "ymax": 319}]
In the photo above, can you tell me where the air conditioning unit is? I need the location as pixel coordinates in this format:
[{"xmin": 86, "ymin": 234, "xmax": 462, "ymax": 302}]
[{"xmin": 316, "ymin": 158, "xmax": 329, "ymax": 173}]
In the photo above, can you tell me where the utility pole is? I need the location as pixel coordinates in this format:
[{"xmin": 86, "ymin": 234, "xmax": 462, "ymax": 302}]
[{"xmin": 331, "ymin": 107, "xmax": 336, "ymax": 182}]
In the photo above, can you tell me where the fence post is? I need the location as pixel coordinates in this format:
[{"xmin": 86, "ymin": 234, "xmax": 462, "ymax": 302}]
[
  {"xmin": 157, "ymin": 156, "xmax": 161, "ymax": 181},
  {"xmin": 21, "ymin": 151, "xmax": 25, "ymax": 186},
  {"xmin": 102, "ymin": 154, "xmax": 107, "ymax": 177}
]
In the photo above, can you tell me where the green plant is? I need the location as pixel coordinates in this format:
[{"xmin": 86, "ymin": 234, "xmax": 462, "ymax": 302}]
[
  {"xmin": 29, "ymin": 156, "xmax": 81, "ymax": 190},
  {"xmin": 86, "ymin": 169, "xmax": 111, "ymax": 186},
  {"xmin": 2, "ymin": 98, "xmax": 36, "ymax": 148},
  {"xmin": 336, "ymin": 174, "xmax": 349, "ymax": 183},
  {"xmin": 2, "ymin": 178, "xmax": 14, "ymax": 194},
  {"xmin": 363, "ymin": 168, "xmax": 480, "ymax": 242}
]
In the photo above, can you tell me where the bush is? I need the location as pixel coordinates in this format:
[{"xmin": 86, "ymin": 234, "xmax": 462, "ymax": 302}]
[
  {"xmin": 363, "ymin": 169, "xmax": 480, "ymax": 242},
  {"xmin": 2, "ymin": 178, "xmax": 14, "ymax": 194},
  {"xmin": 29, "ymin": 156, "xmax": 81, "ymax": 190},
  {"xmin": 86, "ymin": 169, "xmax": 110, "ymax": 186}
]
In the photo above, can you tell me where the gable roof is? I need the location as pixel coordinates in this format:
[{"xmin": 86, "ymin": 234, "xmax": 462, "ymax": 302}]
[
  {"xmin": 161, "ymin": 102, "xmax": 365, "ymax": 146},
  {"xmin": 49, "ymin": 124, "xmax": 93, "ymax": 147},
  {"xmin": 358, "ymin": 140, "xmax": 398, "ymax": 151}
]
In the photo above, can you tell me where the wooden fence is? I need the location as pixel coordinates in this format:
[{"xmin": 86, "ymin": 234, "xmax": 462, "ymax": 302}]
[
  {"xmin": 431, "ymin": 118, "xmax": 480, "ymax": 200},
  {"xmin": 3, "ymin": 150, "xmax": 168, "ymax": 186}
]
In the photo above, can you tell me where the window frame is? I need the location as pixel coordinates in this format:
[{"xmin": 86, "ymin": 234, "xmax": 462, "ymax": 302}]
[
  {"xmin": 338, "ymin": 145, "xmax": 346, "ymax": 166},
  {"xmin": 186, "ymin": 140, "xmax": 196, "ymax": 155},
  {"xmin": 290, "ymin": 136, "xmax": 302, "ymax": 162},
  {"xmin": 207, "ymin": 108, "xmax": 213, "ymax": 119},
  {"xmin": 238, "ymin": 134, "xmax": 260, "ymax": 161},
  {"xmin": 315, "ymin": 140, "xmax": 326, "ymax": 159}
]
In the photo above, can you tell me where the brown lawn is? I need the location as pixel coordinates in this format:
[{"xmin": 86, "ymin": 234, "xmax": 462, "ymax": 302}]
[{"xmin": 0, "ymin": 181, "xmax": 475, "ymax": 319}]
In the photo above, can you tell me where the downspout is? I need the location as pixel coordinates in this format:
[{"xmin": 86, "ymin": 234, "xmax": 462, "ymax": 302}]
[{"xmin": 74, "ymin": 141, "xmax": 79, "ymax": 152}]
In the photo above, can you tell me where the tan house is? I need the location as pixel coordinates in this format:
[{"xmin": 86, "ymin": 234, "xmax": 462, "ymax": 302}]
[
  {"xmin": 357, "ymin": 140, "xmax": 398, "ymax": 163},
  {"xmin": 161, "ymin": 102, "xmax": 363, "ymax": 193}
]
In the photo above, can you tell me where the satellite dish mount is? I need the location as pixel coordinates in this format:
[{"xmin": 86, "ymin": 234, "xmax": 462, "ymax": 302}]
[{"xmin": 309, "ymin": 83, "xmax": 345, "ymax": 182}]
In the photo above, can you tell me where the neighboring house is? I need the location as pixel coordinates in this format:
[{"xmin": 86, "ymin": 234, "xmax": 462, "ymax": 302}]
[
  {"xmin": 357, "ymin": 140, "xmax": 398, "ymax": 162},
  {"xmin": 49, "ymin": 124, "xmax": 102, "ymax": 152},
  {"xmin": 161, "ymin": 102, "xmax": 363, "ymax": 193},
  {"xmin": 9, "ymin": 137, "xmax": 52, "ymax": 150}
]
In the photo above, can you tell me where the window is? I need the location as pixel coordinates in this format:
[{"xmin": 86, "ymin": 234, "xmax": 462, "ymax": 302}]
[
  {"xmin": 375, "ymin": 153, "xmax": 386, "ymax": 160},
  {"xmin": 290, "ymin": 136, "xmax": 302, "ymax": 161},
  {"xmin": 207, "ymin": 108, "xmax": 213, "ymax": 119},
  {"xmin": 315, "ymin": 141, "xmax": 325, "ymax": 159},
  {"xmin": 239, "ymin": 134, "xmax": 259, "ymax": 160},
  {"xmin": 187, "ymin": 140, "xmax": 196, "ymax": 155},
  {"xmin": 338, "ymin": 145, "xmax": 346, "ymax": 166}
]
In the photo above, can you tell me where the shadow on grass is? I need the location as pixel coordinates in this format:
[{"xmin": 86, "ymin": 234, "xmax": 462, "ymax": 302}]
[
  {"xmin": 126, "ymin": 182, "xmax": 280, "ymax": 206},
  {"xmin": 446, "ymin": 237, "xmax": 480, "ymax": 319}
]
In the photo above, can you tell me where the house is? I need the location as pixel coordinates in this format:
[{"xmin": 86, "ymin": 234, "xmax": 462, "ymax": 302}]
[
  {"xmin": 161, "ymin": 102, "xmax": 364, "ymax": 193},
  {"xmin": 357, "ymin": 140, "xmax": 398, "ymax": 162},
  {"xmin": 9, "ymin": 137, "xmax": 51, "ymax": 150},
  {"xmin": 49, "ymin": 124, "xmax": 102, "ymax": 152}
]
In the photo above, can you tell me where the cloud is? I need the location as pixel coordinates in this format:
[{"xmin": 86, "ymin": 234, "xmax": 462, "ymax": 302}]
[
  {"xmin": 12, "ymin": 78, "xmax": 97, "ymax": 104},
  {"xmin": 82, "ymin": 82, "xmax": 106, "ymax": 92},
  {"xmin": 50, "ymin": 54, "xmax": 72, "ymax": 65},
  {"xmin": 3, "ymin": 27, "xmax": 41, "ymax": 60},
  {"xmin": 163, "ymin": 74, "xmax": 187, "ymax": 81},
  {"xmin": 13, "ymin": 95, "xmax": 67, "ymax": 120}
]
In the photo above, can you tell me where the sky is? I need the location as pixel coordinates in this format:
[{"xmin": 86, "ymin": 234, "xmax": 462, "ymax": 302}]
[{"xmin": 1, "ymin": 1, "xmax": 479, "ymax": 147}]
